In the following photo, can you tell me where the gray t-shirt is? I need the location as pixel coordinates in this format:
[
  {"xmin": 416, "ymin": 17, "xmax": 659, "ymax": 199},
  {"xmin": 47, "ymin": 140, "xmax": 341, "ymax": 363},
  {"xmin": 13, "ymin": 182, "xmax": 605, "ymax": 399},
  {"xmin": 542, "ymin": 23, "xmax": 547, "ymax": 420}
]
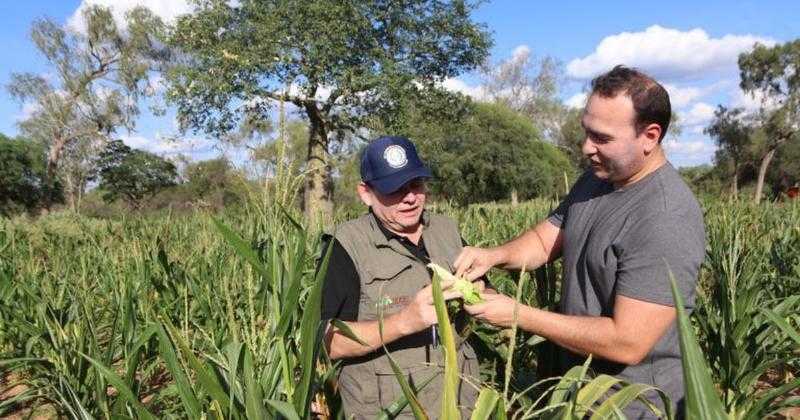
[{"xmin": 548, "ymin": 162, "xmax": 705, "ymax": 419}]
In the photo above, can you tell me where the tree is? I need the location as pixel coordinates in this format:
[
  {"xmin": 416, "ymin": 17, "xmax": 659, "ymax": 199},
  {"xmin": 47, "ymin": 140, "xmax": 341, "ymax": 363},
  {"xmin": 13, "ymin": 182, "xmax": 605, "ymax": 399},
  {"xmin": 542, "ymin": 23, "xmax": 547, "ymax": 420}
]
[
  {"xmin": 95, "ymin": 140, "xmax": 177, "ymax": 209},
  {"xmin": 165, "ymin": 0, "xmax": 491, "ymax": 220},
  {"xmin": 404, "ymin": 102, "xmax": 576, "ymax": 205},
  {"xmin": 183, "ymin": 157, "xmax": 248, "ymax": 207},
  {"xmin": 6, "ymin": 5, "xmax": 168, "ymax": 209},
  {"xmin": 557, "ymin": 107, "xmax": 586, "ymax": 169},
  {"xmin": 480, "ymin": 46, "xmax": 567, "ymax": 141},
  {"xmin": 704, "ymin": 106, "xmax": 754, "ymax": 198},
  {"xmin": 59, "ymin": 136, "xmax": 105, "ymax": 211},
  {"xmin": 738, "ymin": 39, "xmax": 800, "ymax": 203},
  {"xmin": 0, "ymin": 134, "xmax": 61, "ymax": 216}
]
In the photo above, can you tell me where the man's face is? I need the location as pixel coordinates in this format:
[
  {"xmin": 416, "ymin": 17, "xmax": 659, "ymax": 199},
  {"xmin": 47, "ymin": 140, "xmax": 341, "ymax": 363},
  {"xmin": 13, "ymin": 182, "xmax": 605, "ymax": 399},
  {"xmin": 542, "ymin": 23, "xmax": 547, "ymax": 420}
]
[
  {"xmin": 581, "ymin": 94, "xmax": 650, "ymax": 186},
  {"xmin": 358, "ymin": 178, "xmax": 427, "ymax": 234}
]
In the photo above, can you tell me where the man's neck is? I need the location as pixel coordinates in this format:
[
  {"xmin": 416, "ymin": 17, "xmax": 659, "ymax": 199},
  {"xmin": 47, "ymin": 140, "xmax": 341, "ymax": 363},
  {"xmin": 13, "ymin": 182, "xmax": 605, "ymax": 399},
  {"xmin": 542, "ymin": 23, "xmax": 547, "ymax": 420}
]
[
  {"xmin": 613, "ymin": 148, "xmax": 668, "ymax": 189},
  {"xmin": 371, "ymin": 210, "xmax": 424, "ymax": 245},
  {"xmin": 392, "ymin": 224, "xmax": 423, "ymax": 245}
]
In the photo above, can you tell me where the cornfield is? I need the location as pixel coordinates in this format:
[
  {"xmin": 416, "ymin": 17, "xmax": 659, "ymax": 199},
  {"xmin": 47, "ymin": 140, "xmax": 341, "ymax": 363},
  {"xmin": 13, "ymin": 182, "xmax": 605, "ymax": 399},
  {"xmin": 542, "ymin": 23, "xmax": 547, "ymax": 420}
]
[{"xmin": 1, "ymin": 196, "xmax": 798, "ymax": 418}]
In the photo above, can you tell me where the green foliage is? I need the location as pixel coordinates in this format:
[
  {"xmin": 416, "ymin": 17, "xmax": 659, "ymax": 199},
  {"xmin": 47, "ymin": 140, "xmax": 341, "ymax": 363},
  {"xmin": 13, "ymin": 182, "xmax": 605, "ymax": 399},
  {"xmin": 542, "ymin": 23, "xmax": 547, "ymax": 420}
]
[
  {"xmin": 738, "ymin": 39, "xmax": 800, "ymax": 203},
  {"xmin": 407, "ymin": 102, "xmax": 576, "ymax": 205},
  {"xmin": 6, "ymin": 5, "xmax": 167, "ymax": 207},
  {"xmin": 670, "ymin": 271, "xmax": 731, "ymax": 419},
  {"xmin": 167, "ymin": 0, "xmax": 491, "ymax": 137},
  {"xmin": 705, "ymin": 106, "xmax": 755, "ymax": 196},
  {"xmin": 692, "ymin": 201, "xmax": 800, "ymax": 418},
  {"xmin": 95, "ymin": 140, "xmax": 177, "ymax": 209},
  {"xmin": 739, "ymin": 40, "xmax": 800, "ymax": 141},
  {"xmin": 556, "ymin": 107, "xmax": 586, "ymax": 170},
  {"xmin": 0, "ymin": 134, "xmax": 61, "ymax": 216},
  {"xmin": 166, "ymin": 0, "xmax": 492, "ymax": 218},
  {"xmin": 1, "ymin": 197, "xmax": 799, "ymax": 418},
  {"xmin": 182, "ymin": 157, "xmax": 248, "ymax": 207}
]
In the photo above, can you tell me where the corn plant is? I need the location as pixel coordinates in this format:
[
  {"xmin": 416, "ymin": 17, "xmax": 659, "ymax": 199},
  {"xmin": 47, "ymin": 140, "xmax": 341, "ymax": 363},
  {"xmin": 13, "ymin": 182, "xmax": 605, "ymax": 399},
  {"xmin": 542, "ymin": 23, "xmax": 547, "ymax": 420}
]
[
  {"xmin": 694, "ymin": 205, "xmax": 800, "ymax": 418},
  {"xmin": 1, "ymin": 196, "xmax": 799, "ymax": 418}
]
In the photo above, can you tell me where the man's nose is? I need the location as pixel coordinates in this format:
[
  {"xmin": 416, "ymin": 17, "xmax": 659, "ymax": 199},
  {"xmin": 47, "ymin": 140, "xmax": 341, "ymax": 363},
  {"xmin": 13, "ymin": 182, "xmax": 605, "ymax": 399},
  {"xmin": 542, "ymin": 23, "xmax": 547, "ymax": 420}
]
[
  {"xmin": 400, "ymin": 189, "xmax": 416, "ymax": 202},
  {"xmin": 582, "ymin": 137, "xmax": 596, "ymax": 156}
]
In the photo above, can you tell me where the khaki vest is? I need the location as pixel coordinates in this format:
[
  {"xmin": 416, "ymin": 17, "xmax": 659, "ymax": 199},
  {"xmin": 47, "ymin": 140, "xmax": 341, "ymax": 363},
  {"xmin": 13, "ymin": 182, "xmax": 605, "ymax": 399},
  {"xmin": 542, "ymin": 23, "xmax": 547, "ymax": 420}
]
[{"xmin": 329, "ymin": 212, "xmax": 479, "ymax": 419}]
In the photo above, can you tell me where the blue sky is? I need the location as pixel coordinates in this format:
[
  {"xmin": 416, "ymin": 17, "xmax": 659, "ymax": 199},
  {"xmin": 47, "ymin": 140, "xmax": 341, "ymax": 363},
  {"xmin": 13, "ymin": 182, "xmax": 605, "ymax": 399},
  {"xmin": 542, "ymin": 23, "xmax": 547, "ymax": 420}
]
[{"xmin": 1, "ymin": 0, "xmax": 798, "ymax": 167}]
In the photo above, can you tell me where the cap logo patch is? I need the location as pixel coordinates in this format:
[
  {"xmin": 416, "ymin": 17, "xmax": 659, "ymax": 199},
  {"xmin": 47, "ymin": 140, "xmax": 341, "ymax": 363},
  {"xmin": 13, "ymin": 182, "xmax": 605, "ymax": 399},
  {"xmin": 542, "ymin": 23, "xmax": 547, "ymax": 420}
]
[{"xmin": 383, "ymin": 145, "xmax": 408, "ymax": 169}]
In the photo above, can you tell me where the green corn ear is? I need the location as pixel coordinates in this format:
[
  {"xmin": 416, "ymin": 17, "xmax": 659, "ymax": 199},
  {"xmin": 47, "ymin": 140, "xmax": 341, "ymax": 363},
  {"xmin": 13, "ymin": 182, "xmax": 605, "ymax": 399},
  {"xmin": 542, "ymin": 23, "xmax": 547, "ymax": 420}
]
[{"xmin": 427, "ymin": 263, "xmax": 484, "ymax": 304}]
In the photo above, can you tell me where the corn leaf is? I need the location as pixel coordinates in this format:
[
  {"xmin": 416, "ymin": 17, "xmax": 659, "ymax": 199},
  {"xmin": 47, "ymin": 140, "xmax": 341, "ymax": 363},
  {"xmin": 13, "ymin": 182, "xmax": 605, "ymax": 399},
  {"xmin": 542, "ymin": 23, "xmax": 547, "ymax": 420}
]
[
  {"xmin": 669, "ymin": 271, "xmax": 729, "ymax": 419},
  {"xmin": 292, "ymin": 239, "xmax": 332, "ymax": 414},
  {"xmin": 377, "ymin": 307, "xmax": 430, "ymax": 420},
  {"xmin": 155, "ymin": 324, "xmax": 202, "ymax": 418},
  {"xmin": 470, "ymin": 388, "xmax": 501, "ymax": 420},
  {"xmin": 162, "ymin": 319, "xmax": 232, "ymax": 409},
  {"xmin": 243, "ymin": 346, "xmax": 267, "ymax": 419},
  {"xmin": 375, "ymin": 370, "xmax": 435, "ymax": 420},
  {"xmin": 266, "ymin": 399, "xmax": 301, "ymax": 420},
  {"xmin": 573, "ymin": 374, "xmax": 620, "ymax": 418},
  {"xmin": 330, "ymin": 318, "xmax": 369, "ymax": 346},
  {"xmin": 431, "ymin": 263, "xmax": 461, "ymax": 420},
  {"xmin": 212, "ymin": 218, "xmax": 272, "ymax": 283},
  {"xmin": 762, "ymin": 308, "xmax": 800, "ymax": 346},
  {"xmin": 590, "ymin": 383, "xmax": 671, "ymax": 419},
  {"xmin": 80, "ymin": 352, "xmax": 156, "ymax": 420}
]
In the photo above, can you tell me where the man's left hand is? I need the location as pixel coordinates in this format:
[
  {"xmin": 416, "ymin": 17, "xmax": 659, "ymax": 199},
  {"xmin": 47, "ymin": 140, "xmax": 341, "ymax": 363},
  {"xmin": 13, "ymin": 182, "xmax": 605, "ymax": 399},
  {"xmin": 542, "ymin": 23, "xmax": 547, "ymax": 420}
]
[{"xmin": 464, "ymin": 292, "xmax": 521, "ymax": 328}]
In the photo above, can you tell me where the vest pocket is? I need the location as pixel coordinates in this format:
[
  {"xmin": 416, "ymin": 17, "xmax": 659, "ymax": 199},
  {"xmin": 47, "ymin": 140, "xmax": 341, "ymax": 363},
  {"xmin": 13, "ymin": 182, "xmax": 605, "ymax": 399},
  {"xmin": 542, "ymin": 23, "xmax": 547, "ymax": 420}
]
[
  {"xmin": 361, "ymin": 262, "xmax": 416, "ymax": 319},
  {"xmin": 376, "ymin": 367, "xmax": 442, "ymax": 415},
  {"xmin": 364, "ymin": 262, "xmax": 412, "ymax": 284}
]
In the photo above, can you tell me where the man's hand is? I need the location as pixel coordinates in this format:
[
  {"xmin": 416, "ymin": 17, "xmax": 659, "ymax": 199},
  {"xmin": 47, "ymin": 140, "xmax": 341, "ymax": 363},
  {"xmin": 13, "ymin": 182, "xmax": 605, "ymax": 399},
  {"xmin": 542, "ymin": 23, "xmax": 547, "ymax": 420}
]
[
  {"xmin": 327, "ymin": 279, "xmax": 463, "ymax": 359},
  {"xmin": 463, "ymin": 292, "xmax": 520, "ymax": 328},
  {"xmin": 398, "ymin": 280, "xmax": 462, "ymax": 335},
  {"xmin": 454, "ymin": 246, "xmax": 503, "ymax": 281}
]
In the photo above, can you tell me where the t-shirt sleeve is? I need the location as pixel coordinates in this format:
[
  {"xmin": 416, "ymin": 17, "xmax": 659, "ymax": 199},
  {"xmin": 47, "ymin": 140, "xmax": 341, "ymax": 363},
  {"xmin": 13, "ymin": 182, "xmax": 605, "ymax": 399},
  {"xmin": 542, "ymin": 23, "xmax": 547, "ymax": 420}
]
[
  {"xmin": 319, "ymin": 237, "xmax": 360, "ymax": 321},
  {"xmin": 547, "ymin": 197, "xmax": 570, "ymax": 228},
  {"xmin": 548, "ymin": 171, "xmax": 590, "ymax": 228},
  {"xmin": 615, "ymin": 212, "xmax": 705, "ymax": 308}
]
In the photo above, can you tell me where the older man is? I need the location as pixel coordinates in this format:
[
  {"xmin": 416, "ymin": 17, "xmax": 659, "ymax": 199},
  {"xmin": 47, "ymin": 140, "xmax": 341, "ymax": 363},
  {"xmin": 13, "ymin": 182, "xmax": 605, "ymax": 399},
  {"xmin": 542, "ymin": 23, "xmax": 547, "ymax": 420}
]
[
  {"xmin": 454, "ymin": 66, "xmax": 705, "ymax": 419},
  {"xmin": 320, "ymin": 136, "xmax": 480, "ymax": 419}
]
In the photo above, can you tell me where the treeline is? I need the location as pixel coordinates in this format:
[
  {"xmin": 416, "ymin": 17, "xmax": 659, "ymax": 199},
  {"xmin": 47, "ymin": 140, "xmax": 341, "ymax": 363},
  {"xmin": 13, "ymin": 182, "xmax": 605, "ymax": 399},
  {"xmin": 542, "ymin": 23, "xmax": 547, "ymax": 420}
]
[
  {"xmin": 1, "ymin": 3, "xmax": 591, "ymax": 220},
  {"xmin": 1, "ymin": 3, "xmax": 798, "ymax": 219},
  {"xmin": 1, "ymin": 98, "xmax": 577, "ymax": 218},
  {"xmin": 0, "ymin": 132, "xmax": 248, "ymax": 217},
  {"xmin": 681, "ymin": 41, "xmax": 800, "ymax": 202}
]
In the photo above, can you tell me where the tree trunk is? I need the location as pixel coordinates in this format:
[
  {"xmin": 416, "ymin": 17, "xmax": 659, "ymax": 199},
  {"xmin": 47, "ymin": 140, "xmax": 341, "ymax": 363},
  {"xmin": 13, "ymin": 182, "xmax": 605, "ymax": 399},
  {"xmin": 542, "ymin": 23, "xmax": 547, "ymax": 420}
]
[
  {"xmin": 510, "ymin": 188, "xmax": 519, "ymax": 206},
  {"xmin": 44, "ymin": 135, "xmax": 69, "ymax": 210},
  {"xmin": 731, "ymin": 164, "xmax": 739, "ymax": 199},
  {"xmin": 754, "ymin": 147, "xmax": 776, "ymax": 204},
  {"xmin": 303, "ymin": 104, "xmax": 333, "ymax": 223}
]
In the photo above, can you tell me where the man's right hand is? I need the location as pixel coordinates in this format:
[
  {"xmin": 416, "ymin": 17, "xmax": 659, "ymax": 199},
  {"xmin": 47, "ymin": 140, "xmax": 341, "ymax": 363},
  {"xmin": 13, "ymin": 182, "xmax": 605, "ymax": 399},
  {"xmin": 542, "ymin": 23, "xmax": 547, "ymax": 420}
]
[
  {"xmin": 399, "ymin": 280, "xmax": 461, "ymax": 335},
  {"xmin": 454, "ymin": 246, "xmax": 503, "ymax": 281}
]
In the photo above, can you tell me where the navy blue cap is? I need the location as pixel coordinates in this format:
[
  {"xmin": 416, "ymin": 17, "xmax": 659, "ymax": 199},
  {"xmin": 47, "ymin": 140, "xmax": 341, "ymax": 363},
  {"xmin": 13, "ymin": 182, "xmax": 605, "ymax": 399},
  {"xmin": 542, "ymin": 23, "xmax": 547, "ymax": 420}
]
[{"xmin": 360, "ymin": 136, "xmax": 432, "ymax": 195}]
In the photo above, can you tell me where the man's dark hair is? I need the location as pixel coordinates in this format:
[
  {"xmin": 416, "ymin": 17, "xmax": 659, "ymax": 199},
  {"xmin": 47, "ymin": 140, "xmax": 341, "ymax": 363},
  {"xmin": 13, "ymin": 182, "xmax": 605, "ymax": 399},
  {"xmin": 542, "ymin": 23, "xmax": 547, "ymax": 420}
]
[{"xmin": 590, "ymin": 65, "xmax": 671, "ymax": 142}]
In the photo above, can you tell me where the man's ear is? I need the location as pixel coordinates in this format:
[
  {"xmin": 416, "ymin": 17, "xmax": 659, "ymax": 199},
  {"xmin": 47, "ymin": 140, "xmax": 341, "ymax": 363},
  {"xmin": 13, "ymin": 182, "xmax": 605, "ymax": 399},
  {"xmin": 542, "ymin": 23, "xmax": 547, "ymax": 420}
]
[
  {"xmin": 641, "ymin": 123, "xmax": 662, "ymax": 153},
  {"xmin": 356, "ymin": 182, "xmax": 373, "ymax": 206}
]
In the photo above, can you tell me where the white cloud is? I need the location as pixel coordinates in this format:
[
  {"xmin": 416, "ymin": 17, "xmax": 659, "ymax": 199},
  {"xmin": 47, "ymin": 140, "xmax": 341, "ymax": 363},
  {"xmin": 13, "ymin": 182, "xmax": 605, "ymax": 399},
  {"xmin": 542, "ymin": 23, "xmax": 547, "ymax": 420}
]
[
  {"xmin": 664, "ymin": 84, "xmax": 703, "ymax": 108},
  {"xmin": 663, "ymin": 139, "xmax": 716, "ymax": 154},
  {"xmin": 510, "ymin": 45, "xmax": 531, "ymax": 62},
  {"xmin": 663, "ymin": 138, "xmax": 717, "ymax": 167},
  {"xmin": 730, "ymin": 87, "xmax": 781, "ymax": 114},
  {"xmin": 68, "ymin": 0, "xmax": 193, "ymax": 33},
  {"xmin": 567, "ymin": 25, "xmax": 775, "ymax": 80},
  {"xmin": 15, "ymin": 102, "xmax": 42, "ymax": 121},
  {"xmin": 565, "ymin": 92, "xmax": 587, "ymax": 109},
  {"xmin": 121, "ymin": 134, "xmax": 214, "ymax": 156},
  {"xmin": 441, "ymin": 78, "xmax": 485, "ymax": 100},
  {"xmin": 681, "ymin": 102, "xmax": 716, "ymax": 127}
]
